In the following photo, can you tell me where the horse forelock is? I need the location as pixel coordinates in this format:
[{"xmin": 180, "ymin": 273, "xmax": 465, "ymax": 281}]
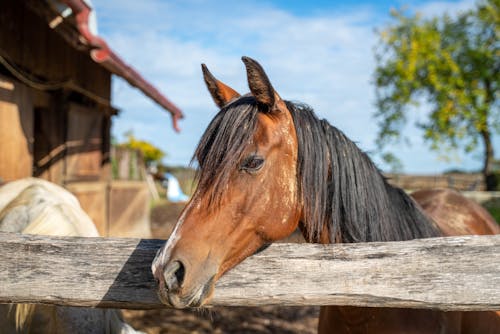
[{"xmin": 193, "ymin": 96, "xmax": 260, "ymax": 207}]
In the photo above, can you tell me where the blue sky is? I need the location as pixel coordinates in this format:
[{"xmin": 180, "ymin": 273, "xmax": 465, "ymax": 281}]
[{"xmin": 92, "ymin": 0, "xmax": 489, "ymax": 174}]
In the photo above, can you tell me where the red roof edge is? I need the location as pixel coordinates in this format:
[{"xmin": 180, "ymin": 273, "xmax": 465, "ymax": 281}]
[{"xmin": 61, "ymin": 0, "xmax": 183, "ymax": 132}]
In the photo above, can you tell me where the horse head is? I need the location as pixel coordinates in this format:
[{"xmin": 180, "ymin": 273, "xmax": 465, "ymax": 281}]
[{"xmin": 151, "ymin": 57, "xmax": 303, "ymax": 308}]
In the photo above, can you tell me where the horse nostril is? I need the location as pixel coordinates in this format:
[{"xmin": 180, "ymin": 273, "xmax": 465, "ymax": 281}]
[
  {"xmin": 175, "ymin": 261, "xmax": 185, "ymax": 286},
  {"xmin": 163, "ymin": 260, "xmax": 185, "ymax": 292}
]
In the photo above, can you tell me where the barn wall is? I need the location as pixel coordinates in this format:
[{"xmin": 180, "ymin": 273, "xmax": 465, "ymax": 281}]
[
  {"xmin": 66, "ymin": 181, "xmax": 108, "ymax": 236},
  {"xmin": 65, "ymin": 180, "xmax": 152, "ymax": 238},
  {"xmin": 65, "ymin": 103, "xmax": 105, "ymax": 182},
  {"xmin": 0, "ymin": 0, "xmax": 114, "ymax": 185},
  {"xmin": 32, "ymin": 92, "xmax": 67, "ymax": 184},
  {"xmin": 0, "ymin": 1, "xmax": 151, "ymax": 238},
  {"xmin": 0, "ymin": 74, "xmax": 33, "ymax": 182},
  {"xmin": 0, "ymin": 0, "xmax": 111, "ymax": 101}
]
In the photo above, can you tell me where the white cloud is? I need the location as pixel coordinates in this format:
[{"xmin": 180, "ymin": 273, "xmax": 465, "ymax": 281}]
[{"xmin": 94, "ymin": 0, "xmax": 483, "ymax": 173}]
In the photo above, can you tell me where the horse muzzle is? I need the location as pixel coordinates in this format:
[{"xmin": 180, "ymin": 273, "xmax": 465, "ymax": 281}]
[{"xmin": 152, "ymin": 251, "xmax": 217, "ymax": 308}]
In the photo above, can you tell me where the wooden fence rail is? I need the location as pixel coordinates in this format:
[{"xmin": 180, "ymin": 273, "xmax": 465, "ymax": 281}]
[{"xmin": 0, "ymin": 232, "xmax": 499, "ymax": 311}]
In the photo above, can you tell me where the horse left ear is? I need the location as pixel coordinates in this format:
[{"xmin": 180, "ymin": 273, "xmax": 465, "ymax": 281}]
[
  {"xmin": 202, "ymin": 64, "xmax": 241, "ymax": 108},
  {"xmin": 242, "ymin": 56, "xmax": 281, "ymax": 111}
]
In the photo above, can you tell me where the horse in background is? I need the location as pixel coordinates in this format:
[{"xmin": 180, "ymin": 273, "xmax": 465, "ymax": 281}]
[
  {"xmin": 152, "ymin": 57, "xmax": 500, "ymax": 333},
  {"xmin": 0, "ymin": 178, "xmax": 143, "ymax": 334}
]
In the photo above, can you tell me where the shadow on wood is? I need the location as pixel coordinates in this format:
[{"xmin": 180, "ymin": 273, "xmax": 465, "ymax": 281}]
[{"xmin": 99, "ymin": 239, "xmax": 161, "ymax": 309}]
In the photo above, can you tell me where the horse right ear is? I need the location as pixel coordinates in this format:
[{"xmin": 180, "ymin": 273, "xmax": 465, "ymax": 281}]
[
  {"xmin": 242, "ymin": 56, "xmax": 280, "ymax": 110},
  {"xmin": 202, "ymin": 64, "xmax": 241, "ymax": 108}
]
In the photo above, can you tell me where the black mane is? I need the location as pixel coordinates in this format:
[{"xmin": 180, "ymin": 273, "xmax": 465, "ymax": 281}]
[
  {"xmin": 286, "ymin": 101, "xmax": 440, "ymax": 242},
  {"xmin": 193, "ymin": 97, "xmax": 440, "ymax": 243}
]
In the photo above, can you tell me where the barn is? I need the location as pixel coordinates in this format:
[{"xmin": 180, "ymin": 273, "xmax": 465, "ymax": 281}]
[{"xmin": 0, "ymin": 0, "xmax": 183, "ymax": 237}]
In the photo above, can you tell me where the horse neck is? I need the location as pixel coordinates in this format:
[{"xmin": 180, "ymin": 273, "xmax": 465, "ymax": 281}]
[
  {"xmin": 325, "ymin": 127, "xmax": 440, "ymax": 243},
  {"xmin": 288, "ymin": 102, "xmax": 440, "ymax": 244}
]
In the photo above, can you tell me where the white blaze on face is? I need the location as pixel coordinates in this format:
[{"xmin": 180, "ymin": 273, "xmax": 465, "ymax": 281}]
[{"xmin": 151, "ymin": 198, "xmax": 196, "ymax": 276}]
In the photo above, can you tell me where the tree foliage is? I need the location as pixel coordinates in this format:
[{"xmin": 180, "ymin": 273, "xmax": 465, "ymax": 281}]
[
  {"xmin": 374, "ymin": 0, "xmax": 499, "ymax": 186},
  {"xmin": 119, "ymin": 131, "xmax": 166, "ymax": 166}
]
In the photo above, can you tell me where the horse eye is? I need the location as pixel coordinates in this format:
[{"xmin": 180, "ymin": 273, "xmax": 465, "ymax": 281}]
[{"xmin": 241, "ymin": 155, "xmax": 265, "ymax": 172}]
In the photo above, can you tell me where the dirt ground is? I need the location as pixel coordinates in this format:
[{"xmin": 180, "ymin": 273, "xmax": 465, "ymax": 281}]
[{"xmin": 122, "ymin": 202, "xmax": 319, "ymax": 334}]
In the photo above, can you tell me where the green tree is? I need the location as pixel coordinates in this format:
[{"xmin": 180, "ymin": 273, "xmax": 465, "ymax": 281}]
[
  {"xmin": 120, "ymin": 131, "xmax": 166, "ymax": 166},
  {"xmin": 374, "ymin": 0, "xmax": 499, "ymax": 189}
]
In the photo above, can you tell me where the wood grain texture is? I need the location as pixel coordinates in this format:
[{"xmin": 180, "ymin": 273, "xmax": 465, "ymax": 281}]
[
  {"xmin": 0, "ymin": 74, "xmax": 34, "ymax": 182},
  {"xmin": 0, "ymin": 232, "xmax": 498, "ymax": 311}
]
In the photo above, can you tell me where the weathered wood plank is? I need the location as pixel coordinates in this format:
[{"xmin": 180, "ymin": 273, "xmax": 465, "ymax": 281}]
[{"xmin": 0, "ymin": 232, "xmax": 499, "ymax": 311}]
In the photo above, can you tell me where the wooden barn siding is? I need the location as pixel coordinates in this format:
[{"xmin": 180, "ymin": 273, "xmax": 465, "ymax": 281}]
[
  {"xmin": 0, "ymin": 77, "xmax": 110, "ymax": 185},
  {"xmin": 66, "ymin": 181, "xmax": 108, "ymax": 236},
  {"xmin": 65, "ymin": 103, "xmax": 105, "ymax": 182},
  {"xmin": 109, "ymin": 181, "xmax": 151, "ymax": 238},
  {"xmin": 0, "ymin": 1, "xmax": 152, "ymax": 238},
  {"xmin": 32, "ymin": 91, "xmax": 67, "ymax": 184},
  {"xmin": 0, "ymin": 0, "xmax": 111, "ymax": 101},
  {"xmin": 66, "ymin": 181, "xmax": 152, "ymax": 238},
  {"xmin": 0, "ymin": 0, "xmax": 114, "ymax": 184},
  {"xmin": 0, "ymin": 74, "xmax": 33, "ymax": 182}
]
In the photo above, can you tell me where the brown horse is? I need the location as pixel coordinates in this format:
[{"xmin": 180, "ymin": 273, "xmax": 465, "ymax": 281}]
[{"xmin": 152, "ymin": 57, "xmax": 500, "ymax": 333}]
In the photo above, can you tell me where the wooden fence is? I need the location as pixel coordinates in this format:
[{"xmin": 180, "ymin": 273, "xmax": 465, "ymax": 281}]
[
  {"xmin": 385, "ymin": 173, "xmax": 485, "ymax": 191},
  {"xmin": 0, "ymin": 232, "xmax": 499, "ymax": 311}
]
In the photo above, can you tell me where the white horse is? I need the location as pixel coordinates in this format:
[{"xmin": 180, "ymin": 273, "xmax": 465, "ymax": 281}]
[{"xmin": 0, "ymin": 178, "xmax": 144, "ymax": 334}]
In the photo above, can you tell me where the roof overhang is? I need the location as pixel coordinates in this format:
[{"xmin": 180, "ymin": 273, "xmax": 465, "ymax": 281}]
[{"xmin": 38, "ymin": 0, "xmax": 184, "ymax": 132}]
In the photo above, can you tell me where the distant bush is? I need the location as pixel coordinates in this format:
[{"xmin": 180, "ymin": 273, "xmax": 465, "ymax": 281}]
[
  {"xmin": 486, "ymin": 206, "xmax": 500, "ymax": 224},
  {"xmin": 489, "ymin": 172, "xmax": 500, "ymax": 191},
  {"xmin": 118, "ymin": 131, "xmax": 165, "ymax": 166},
  {"xmin": 443, "ymin": 169, "xmax": 469, "ymax": 175}
]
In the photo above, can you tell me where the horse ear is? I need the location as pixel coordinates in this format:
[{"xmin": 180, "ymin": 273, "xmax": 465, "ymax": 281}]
[
  {"xmin": 242, "ymin": 56, "xmax": 280, "ymax": 110},
  {"xmin": 201, "ymin": 64, "xmax": 241, "ymax": 108}
]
